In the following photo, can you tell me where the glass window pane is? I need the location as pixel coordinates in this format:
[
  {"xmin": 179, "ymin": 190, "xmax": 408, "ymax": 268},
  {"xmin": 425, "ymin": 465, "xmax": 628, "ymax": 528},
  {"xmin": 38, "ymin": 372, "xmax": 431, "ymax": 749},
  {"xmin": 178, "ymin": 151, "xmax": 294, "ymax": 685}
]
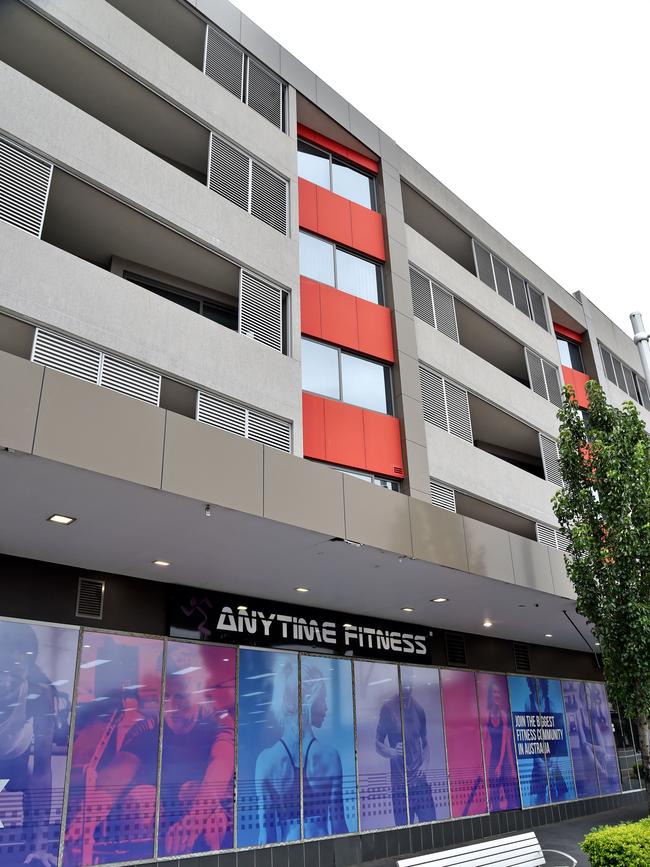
[
  {"xmin": 441, "ymin": 670, "xmax": 487, "ymax": 816},
  {"xmin": 297, "ymin": 140, "xmax": 330, "ymax": 189},
  {"xmin": 332, "ymin": 161, "xmax": 373, "ymax": 209},
  {"xmin": 557, "ymin": 337, "xmax": 572, "ymax": 368},
  {"xmin": 302, "ymin": 339, "xmax": 340, "ymax": 399},
  {"xmin": 203, "ymin": 301, "xmax": 238, "ymax": 330},
  {"xmin": 335, "ymin": 248, "xmax": 380, "ymax": 303},
  {"xmin": 299, "ymin": 231, "xmax": 335, "ymax": 285},
  {"xmin": 476, "ymin": 672, "xmax": 521, "ymax": 811},
  {"xmin": 341, "ymin": 353, "xmax": 389, "ymax": 413},
  {"xmin": 568, "ymin": 342, "xmax": 585, "ymax": 372}
]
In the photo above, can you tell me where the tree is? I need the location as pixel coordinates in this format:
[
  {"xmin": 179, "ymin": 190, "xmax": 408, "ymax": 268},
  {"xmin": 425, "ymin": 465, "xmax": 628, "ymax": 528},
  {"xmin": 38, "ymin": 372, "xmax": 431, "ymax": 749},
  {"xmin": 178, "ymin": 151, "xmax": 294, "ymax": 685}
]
[{"xmin": 553, "ymin": 379, "xmax": 650, "ymax": 803}]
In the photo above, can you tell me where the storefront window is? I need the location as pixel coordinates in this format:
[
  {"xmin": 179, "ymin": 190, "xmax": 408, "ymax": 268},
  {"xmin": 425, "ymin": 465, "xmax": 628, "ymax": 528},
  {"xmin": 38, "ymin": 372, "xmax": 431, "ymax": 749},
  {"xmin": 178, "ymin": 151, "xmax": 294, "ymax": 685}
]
[{"xmin": 441, "ymin": 669, "xmax": 487, "ymax": 817}]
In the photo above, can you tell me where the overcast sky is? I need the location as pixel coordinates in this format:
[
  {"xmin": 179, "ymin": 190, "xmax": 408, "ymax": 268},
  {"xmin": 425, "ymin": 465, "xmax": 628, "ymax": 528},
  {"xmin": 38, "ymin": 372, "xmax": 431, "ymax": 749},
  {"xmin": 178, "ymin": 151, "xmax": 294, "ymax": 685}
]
[{"xmin": 237, "ymin": 0, "xmax": 649, "ymax": 338}]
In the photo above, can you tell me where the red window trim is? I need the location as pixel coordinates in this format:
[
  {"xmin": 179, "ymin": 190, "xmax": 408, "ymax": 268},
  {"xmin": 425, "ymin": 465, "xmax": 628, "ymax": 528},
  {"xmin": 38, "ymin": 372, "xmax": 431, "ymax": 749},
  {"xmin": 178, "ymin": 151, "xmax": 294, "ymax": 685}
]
[
  {"xmin": 298, "ymin": 124, "xmax": 379, "ymax": 175},
  {"xmin": 554, "ymin": 323, "xmax": 584, "ymax": 343}
]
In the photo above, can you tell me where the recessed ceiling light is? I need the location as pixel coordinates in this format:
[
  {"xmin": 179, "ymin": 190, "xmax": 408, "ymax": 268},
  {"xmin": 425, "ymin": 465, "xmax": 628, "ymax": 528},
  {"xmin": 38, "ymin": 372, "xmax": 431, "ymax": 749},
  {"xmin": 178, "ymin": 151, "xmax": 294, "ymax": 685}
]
[
  {"xmin": 295, "ymin": 587, "xmax": 309, "ymax": 593},
  {"xmin": 402, "ymin": 607, "xmax": 414, "ymax": 613},
  {"xmin": 237, "ymin": 605, "xmax": 247, "ymax": 612},
  {"xmin": 483, "ymin": 620, "xmax": 493, "ymax": 628},
  {"xmin": 545, "ymin": 633, "xmax": 553, "ymax": 638},
  {"xmin": 152, "ymin": 559, "xmax": 170, "ymax": 567},
  {"xmin": 47, "ymin": 514, "xmax": 76, "ymax": 525},
  {"xmin": 431, "ymin": 597, "xmax": 449, "ymax": 604}
]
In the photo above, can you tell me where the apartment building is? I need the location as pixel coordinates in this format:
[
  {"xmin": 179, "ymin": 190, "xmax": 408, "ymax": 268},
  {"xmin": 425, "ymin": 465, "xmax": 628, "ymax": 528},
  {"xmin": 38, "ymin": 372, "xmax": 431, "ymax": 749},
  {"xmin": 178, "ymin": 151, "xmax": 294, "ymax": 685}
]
[{"xmin": 0, "ymin": 1, "xmax": 648, "ymax": 865}]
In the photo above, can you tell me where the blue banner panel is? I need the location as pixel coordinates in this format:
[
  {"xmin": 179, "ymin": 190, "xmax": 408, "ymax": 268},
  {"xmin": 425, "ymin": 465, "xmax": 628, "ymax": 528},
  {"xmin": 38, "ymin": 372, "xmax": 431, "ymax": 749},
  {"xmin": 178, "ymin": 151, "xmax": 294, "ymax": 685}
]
[
  {"xmin": 585, "ymin": 682, "xmax": 622, "ymax": 794},
  {"xmin": 355, "ymin": 660, "xmax": 406, "ymax": 831},
  {"xmin": 476, "ymin": 672, "xmax": 521, "ymax": 812},
  {"xmin": 0, "ymin": 618, "xmax": 78, "ymax": 867},
  {"xmin": 157, "ymin": 642, "xmax": 236, "ymax": 856},
  {"xmin": 562, "ymin": 680, "xmax": 599, "ymax": 798},
  {"xmin": 400, "ymin": 666, "xmax": 450, "ymax": 822},
  {"xmin": 507, "ymin": 675, "xmax": 550, "ymax": 807},
  {"xmin": 301, "ymin": 656, "xmax": 357, "ymax": 838},
  {"xmin": 536, "ymin": 678, "xmax": 576, "ymax": 802},
  {"xmin": 236, "ymin": 649, "xmax": 299, "ymax": 846}
]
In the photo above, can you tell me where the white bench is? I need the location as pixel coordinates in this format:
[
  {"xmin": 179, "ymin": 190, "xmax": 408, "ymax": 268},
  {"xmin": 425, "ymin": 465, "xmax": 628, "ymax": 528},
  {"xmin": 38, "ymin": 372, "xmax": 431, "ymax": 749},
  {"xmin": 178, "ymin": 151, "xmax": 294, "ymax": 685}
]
[{"xmin": 397, "ymin": 831, "xmax": 545, "ymax": 867}]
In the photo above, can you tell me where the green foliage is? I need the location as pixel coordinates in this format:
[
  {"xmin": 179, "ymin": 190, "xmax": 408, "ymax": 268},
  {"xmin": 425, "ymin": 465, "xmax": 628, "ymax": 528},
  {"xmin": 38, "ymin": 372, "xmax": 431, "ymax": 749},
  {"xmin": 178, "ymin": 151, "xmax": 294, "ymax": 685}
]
[
  {"xmin": 581, "ymin": 818, "xmax": 650, "ymax": 866},
  {"xmin": 553, "ymin": 380, "xmax": 650, "ymax": 720}
]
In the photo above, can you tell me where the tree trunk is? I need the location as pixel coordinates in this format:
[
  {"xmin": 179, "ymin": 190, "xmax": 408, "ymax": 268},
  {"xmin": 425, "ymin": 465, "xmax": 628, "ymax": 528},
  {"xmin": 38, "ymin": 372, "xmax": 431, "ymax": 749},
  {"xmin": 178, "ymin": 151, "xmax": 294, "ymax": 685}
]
[{"xmin": 638, "ymin": 715, "xmax": 650, "ymax": 812}]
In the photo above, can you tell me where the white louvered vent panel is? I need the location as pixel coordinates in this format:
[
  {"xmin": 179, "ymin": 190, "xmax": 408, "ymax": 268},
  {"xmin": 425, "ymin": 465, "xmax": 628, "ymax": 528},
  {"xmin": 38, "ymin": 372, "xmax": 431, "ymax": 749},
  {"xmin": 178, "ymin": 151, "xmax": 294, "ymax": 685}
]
[
  {"xmin": 543, "ymin": 360, "xmax": 563, "ymax": 407},
  {"xmin": 525, "ymin": 348, "xmax": 548, "ymax": 401},
  {"xmin": 540, "ymin": 433, "xmax": 562, "ymax": 486},
  {"xmin": 612, "ymin": 356, "xmax": 626, "ymax": 391},
  {"xmin": 246, "ymin": 59, "xmax": 283, "ymax": 129},
  {"xmin": 204, "ymin": 26, "xmax": 244, "ymax": 99},
  {"xmin": 32, "ymin": 329, "xmax": 101, "ymax": 383},
  {"xmin": 100, "ymin": 354, "xmax": 161, "ymax": 405},
  {"xmin": 600, "ymin": 346, "xmax": 616, "ymax": 383},
  {"xmin": 197, "ymin": 391, "xmax": 246, "ymax": 437},
  {"xmin": 431, "ymin": 282, "xmax": 459, "ymax": 343},
  {"xmin": 209, "ymin": 135, "xmax": 249, "ymax": 211},
  {"xmin": 429, "ymin": 479, "xmax": 456, "ymax": 512},
  {"xmin": 527, "ymin": 285, "xmax": 549, "ymax": 331},
  {"xmin": 623, "ymin": 366, "xmax": 637, "ymax": 399},
  {"xmin": 0, "ymin": 138, "xmax": 52, "ymax": 236},
  {"xmin": 444, "ymin": 380, "xmax": 473, "ymax": 443},
  {"xmin": 250, "ymin": 162, "xmax": 287, "ymax": 234},
  {"xmin": 419, "ymin": 366, "xmax": 448, "ymax": 431},
  {"xmin": 410, "ymin": 267, "xmax": 434, "ymax": 327},
  {"xmin": 247, "ymin": 410, "xmax": 291, "ymax": 453},
  {"xmin": 556, "ymin": 531, "xmax": 571, "ymax": 552},
  {"xmin": 240, "ymin": 272, "xmax": 284, "ymax": 352},
  {"xmin": 510, "ymin": 273, "xmax": 530, "ymax": 316},
  {"xmin": 536, "ymin": 524, "xmax": 558, "ymax": 548}
]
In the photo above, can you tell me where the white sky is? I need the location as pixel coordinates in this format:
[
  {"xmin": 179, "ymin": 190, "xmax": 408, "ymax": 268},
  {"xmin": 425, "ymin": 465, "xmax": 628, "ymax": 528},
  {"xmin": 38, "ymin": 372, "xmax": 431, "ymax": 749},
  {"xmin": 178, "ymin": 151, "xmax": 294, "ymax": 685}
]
[{"xmin": 237, "ymin": 0, "xmax": 649, "ymax": 338}]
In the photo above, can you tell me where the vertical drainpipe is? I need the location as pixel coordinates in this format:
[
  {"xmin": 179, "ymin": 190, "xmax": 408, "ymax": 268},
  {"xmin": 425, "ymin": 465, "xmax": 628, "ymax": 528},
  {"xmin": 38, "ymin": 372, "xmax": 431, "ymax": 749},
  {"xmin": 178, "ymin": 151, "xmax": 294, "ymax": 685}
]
[{"xmin": 630, "ymin": 312, "xmax": 650, "ymax": 385}]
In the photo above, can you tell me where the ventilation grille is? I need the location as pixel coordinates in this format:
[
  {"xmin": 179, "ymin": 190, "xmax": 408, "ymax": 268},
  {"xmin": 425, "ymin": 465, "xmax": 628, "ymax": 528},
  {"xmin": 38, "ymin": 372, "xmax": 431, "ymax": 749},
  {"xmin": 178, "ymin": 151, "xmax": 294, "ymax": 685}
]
[
  {"xmin": 540, "ymin": 433, "xmax": 562, "ymax": 486},
  {"xmin": 0, "ymin": 137, "xmax": 52, "ymax": 237},
  {"xmin": 445, "ymin": 632, "xmax": 467, "ymax": 667},
  {"xmin": 409, "ymin": 266, "xmax": 458, "ymax": 342},
  {"xmin": 204, "ymin": 26, "xmax": 244, "ymax": 99},
  {"xmin": 513, "ymin": 642, "xmax": 531, "ymax": 673},
  {"xmin": 419, "ymin": 365, "xmax": 473, "ymax": 443},
  {"xmin": 208, "ymin": 134, "xmax": 287, "ymax": 234},
  {"xmin": 239, "ymin": 271, "xmax": 284, "ymax": 352},
  {"xmin": 197, "ymin": 391, "xmax": 291, "ymax": 452},
  {"xmin": 536, "ymin": 523, "xmax": 571, "ymax": 552},
  {"xmin": 409, "ymin": 266, "xmax": 434, "ymax": 326},
  {"xmin": 32, "ymin": 329, "xmax": 161, "ymax": 405},
  {"xmin": 247, "ymin": 58, "xmax": 283, "ymax": 130},
  {"xmin": 76, "ymin": 577, "xmax": 104, "ymax": 620},
  {"xmin": 525, "ymin": 348, "xmax": 562, "ymax": 407},
  {"xmin": 429, "ymin": 479, "xmax": 456, "ymax": 512}
]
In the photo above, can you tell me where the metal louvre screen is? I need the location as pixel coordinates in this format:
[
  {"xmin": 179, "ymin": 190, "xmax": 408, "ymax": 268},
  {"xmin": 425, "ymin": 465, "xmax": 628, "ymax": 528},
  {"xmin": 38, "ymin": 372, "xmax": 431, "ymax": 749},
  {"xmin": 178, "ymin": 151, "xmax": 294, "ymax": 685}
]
[
  {"xmin": 247, "ymin": 409, "xmax": 291, "ymax": 452},
  {"xmin": 536, "ymin": 523, "xmax": 558, "ymax": 548},
  {"xmin": 525, "ymin": 347, "xmax": 548, "ymax": 400},
  {"xmin": 209, "ymin": 134, "xmax": 249, "ymax": 210},
  {"xmin": 556, "ymin": 530, "xmax": 571, "ymax": 551},
  {"xmin": 204, "ymin": 26, "xmax": 244, "ymax": 99},
  {"xmin": 239, "ymin": 271, "xmax": 284, "ymax": 352},
  {"xmin": 0, "ymin": 137, "xmax": 52, "ymax": 237},
  {"xmin": 540, "ymin": 433, "xmax": 562, "ymax": 486},
  {"xmin": 99, "ymin": 354, "xmax": 161, "ymax": 405},
  {"xmin": 431, "ymin": 282, "xmax": 459, "ymax": 342},
  {"xmin": 527, "ymin": 284, "xmax": 549, "ymax": 330},
  {"xmin": 493, "ymin": 257, "xmax": 514, "ymax": 304},
  {"xmin": 543, "ymin": 359, "xmax": 563, "ymax": 407},
  {"xmin": 473, "ymin": 240, "xmax": 496, "ymax": 289},
  {"xmin": 419, "ymin": 365, "xmax": 447, "ymax": 431},
  {"xmin": 600, "ymin": 346, "xmax": 616, "ymax": 382},
  {"xmin": 409, "ymin": 266, "xmax": 434, "ymax": 327},
  {"xmin": 444, "ymin": 380, "xmax": 473, "ymax": 442},
  {"xmin": 612, "ymin": 356, "xmax": 626, "ymax": 391},
  {"xmin": 429, "ymin": 479, "xmax": 456, "ymax": 512},
  {"xmin": 637, "ymin": 377, "xmax": 650, "ymax": 410},
  {"xmin": 246, "ymin": 58, "xmax": 283, "ymax": 129},
  {"xmin": 32, "ymin": 328, "xmax": 101, "ymax": 383},
  {"xmin": 623, "ymin": 366, "xmax": 637, "ymax": 399},
  {"xmin": 510, "ymin": 272, "xmax": 529, "ymax": 315},
  {"xmin": 250, "ymin": 162, "xmax": 287, "ymax": 234},
  {"xmin": 197, "ymin": 391, "xmax": 247, "ymax": 437}
]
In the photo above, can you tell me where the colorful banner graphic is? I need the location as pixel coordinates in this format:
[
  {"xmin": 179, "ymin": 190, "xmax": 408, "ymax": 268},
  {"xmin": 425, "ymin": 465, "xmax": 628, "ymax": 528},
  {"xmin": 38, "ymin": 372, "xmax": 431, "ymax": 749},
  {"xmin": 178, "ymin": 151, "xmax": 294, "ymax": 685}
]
[
  {"xmin": 300, "ymin": 656, "xmax": 357, "ymax": 838},
  {"xmin": 0, "ymin": 618, "xmax": 78, "ymax": 867},
  {"xmin": 63, "ymin": 631, "xmax": 163, "ymax": 867},
  {"xmin": 476, "ymin": 672, "xmax": 521, "ymax": 812},
  {"xmin": 354, "ymin": 660, "xmax": 406, "ymax": 830},
  {"xmin": 562, "ymin": 680, "xmax": 599, "ymax": 798},
  {"xmin": 536, "ymin": 678, "xmax": 575, "ymax": 802},
  {"xmin": 440, "ymin": 669, "xmax": 487, "ymax": 817},
  {"xmin": 585, "ymin": 682, "xmax": 621, "ymax": 794},
  {"xmin": 400, "ymin": 666, "xmax": 450, "ymax": 822},
  {"xmin": 507, "ymin": 676, "xmax": 549, "ymax": 807},
  {"xmin": 236, "ymin": 649, "xmax": 300, "ymax": 846},
  {"xmin": 157, "ymin": 642, "xmax": 236, "ymax": 856}
]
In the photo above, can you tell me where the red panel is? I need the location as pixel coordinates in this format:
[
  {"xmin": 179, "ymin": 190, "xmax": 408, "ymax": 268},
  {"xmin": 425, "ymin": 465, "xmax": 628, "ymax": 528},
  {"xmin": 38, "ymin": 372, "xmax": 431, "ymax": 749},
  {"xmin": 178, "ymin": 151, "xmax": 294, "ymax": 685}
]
[
  {"xmin": 554, "ymin": 323, "xmax": 584, "ymax": 343},
  {"xmin": 350, "ymin": 201, "xmax": 386, "ymax": 261},
  {"xmin": 316, "ymin": 184, "xmax": 353, "ymax": 247},
  {"xmin": 298, "ymin": 177, "xmax": 318, "ymax": 234},
  {"xmin": 300, "ymin": 277, "xmax": 322, "ymax": 339},
  {"xmin": 323, "ymin": 399, "xmax": 366, "ymax": 468},
  {"xmin": 562, "ymin": 366, "xmax": 590, "ymax": 408},
  {"xmin": 356, "ymin": 299, "xmax": 394, "ymax": 362},
  {"xmin": 320, "ymin": 283, "xmax": 359, "ymax": 351},
  {"xmin": 302, "ymin": 392, "xmax": 326, "ymax": 459},
  {"xmin": 297, "ymin": 123, "xmax": 379, "ymax": 174},
  {"xmin": 362, "ymin": 411, "xmax": 404, "ymax": 478}
]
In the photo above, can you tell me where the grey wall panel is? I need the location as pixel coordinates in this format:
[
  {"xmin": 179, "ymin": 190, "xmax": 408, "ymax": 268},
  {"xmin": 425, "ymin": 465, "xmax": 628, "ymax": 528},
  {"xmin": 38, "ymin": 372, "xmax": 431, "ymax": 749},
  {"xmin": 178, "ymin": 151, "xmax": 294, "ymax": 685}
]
[{"xmin": 0, "ymin": 348, "xmax": 43, "ymax": 452}]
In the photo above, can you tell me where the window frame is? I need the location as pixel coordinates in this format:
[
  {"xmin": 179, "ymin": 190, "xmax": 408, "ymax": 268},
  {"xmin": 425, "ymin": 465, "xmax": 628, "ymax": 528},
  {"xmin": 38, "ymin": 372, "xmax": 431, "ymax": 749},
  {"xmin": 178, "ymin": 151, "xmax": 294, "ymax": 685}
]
[
  {"xmin": 123, "ymin": 271, "xmax": 239, "ymax": 330},
  {"xmin": 299, "ymin": 230, "xmax": 383, "ymax": 304},
  {"xmin": 555, "ymin": 333, "xmax": 585, "ymax": 373},
  {"xmin": 301, "ymin": 336, "xmax": 393, "ymax": 415},
  {"xmin": 297, "ymin": 138, "xmax": 376, "ymax": 210},
  {"xmin": 311, "ymin": 460, "xmax": 400, "ymax": 491}
]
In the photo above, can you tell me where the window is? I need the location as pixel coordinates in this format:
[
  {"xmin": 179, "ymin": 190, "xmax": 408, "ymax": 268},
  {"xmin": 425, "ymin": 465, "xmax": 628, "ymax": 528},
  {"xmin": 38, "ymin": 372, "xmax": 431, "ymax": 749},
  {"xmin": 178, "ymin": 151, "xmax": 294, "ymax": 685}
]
[
  {"xmin": 298, "ymin": 139, "xmax": 375, "ymax": 209},
  {"xmin": 600, "ymin": 344, "xmax": 650, "ymax": 409},
  {"xmin": 556, "ymin": 335, "xmax": 585, "ymax": 372},
  {"xmin": 302, "ymin": 338, "xmax": 392, "ymax": 414},
  {"xmin": 299, "ymin": 231, "xmax": 382, "ymax": 303},
  {"xmin": 124, "ymin": 272, "xmax": 238, "ymax": 331},
  {"xmin": 314, "ymin": 461, "xmax": 400, "ymax": 491}
]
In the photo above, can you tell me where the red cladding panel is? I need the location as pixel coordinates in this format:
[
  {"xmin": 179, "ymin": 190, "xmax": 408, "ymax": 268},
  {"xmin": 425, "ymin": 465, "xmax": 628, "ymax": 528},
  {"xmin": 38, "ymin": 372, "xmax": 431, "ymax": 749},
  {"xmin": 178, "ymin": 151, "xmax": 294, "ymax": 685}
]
[
  {"xmin": 297, "ymin": 123, "xmax": 379, "ymax": 174},
  {"xmin": 350, "ymin": 201, "xmax": 386, "ymax": 261},
  {"xmin": 362, "ymin": 411, "xmax": 404, "ymax": 478},
  {"xmin": 554, "ymin": 323, "xmax": 584, "ymax": 343},
  {"xmin": 323, "ymin": 399, "xmax": 366, "ymax": 468},
  {"xmin": 320, "ymin": 283, "xmax": 359, "ymax": 351},
  {"xmin": 316, "ymin": 184, "xmax": 353, "ymax": 247},
  {"xmin": 300, "ymin": 277, "xmax": 322, "ymax": 339},
  {"xmin": 562, "ymin": 366, "xmax": 590, "ymax": 408},
  {"xmin": 298, "ymin": 177, "xmax": 318, "ymax": 234},
  {"xmin": 302, "ymin": 392, "xmax": 326, "ymax": 458},
  {"xmin": 356, "ymin": 298, "xmax": 394, "ymax": 362}
]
